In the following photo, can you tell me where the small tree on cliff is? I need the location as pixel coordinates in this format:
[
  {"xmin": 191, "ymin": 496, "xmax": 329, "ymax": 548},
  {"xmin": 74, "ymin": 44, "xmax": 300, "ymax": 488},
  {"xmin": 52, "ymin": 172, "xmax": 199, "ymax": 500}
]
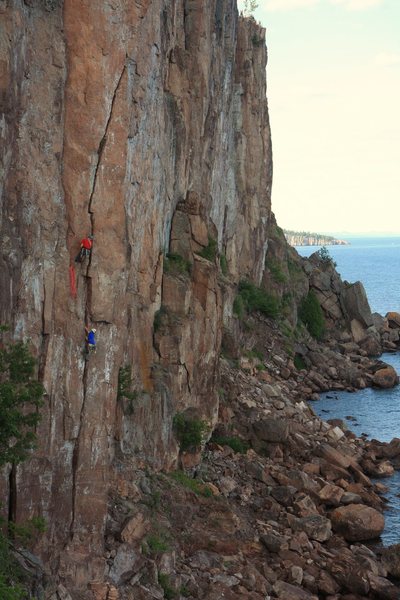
[
  {"xmin": 243, "ymin": 0, "xmax": 258, "ymax": 16},
  {"xmin": 0, "ymin": 336, "xmax": 44, "ymax": 467}
]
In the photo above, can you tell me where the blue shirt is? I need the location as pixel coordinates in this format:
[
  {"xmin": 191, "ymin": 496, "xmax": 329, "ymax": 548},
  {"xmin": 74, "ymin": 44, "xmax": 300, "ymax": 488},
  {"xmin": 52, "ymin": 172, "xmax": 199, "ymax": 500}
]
[{"xmin": 87, "ymin": 331, "xmax": 96, "ymax": 345}]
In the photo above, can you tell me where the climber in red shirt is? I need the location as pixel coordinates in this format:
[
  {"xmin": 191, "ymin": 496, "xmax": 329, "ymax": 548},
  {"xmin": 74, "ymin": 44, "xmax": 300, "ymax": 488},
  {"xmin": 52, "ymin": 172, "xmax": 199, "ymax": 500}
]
[{"xmin": 75, "ymin": 235, "xmax": 93, "ymax": 263}]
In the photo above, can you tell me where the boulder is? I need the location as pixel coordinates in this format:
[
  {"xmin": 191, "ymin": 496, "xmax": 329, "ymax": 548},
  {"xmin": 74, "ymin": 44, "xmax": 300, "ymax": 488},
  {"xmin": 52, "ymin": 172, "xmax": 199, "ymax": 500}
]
[
  {"xmin": 341, "ymin": 491, "xmax": 362, "ymax": 505},
  {"xmin": 252, "ymin": 418, "xmax": 289, "ymax": 443},
  {"xmin": 108, "ymin": 544, "xmax": 144, "ymax": 585},
  {"xmin": 260, "ymin": 532, "xmax": 286, "ymax": 553},
  {"xmin": 342, "ymin": 281, "xmax": 373, "ymax": 327},
  {"xmin": 271, "ymin": 485, "xmax": 297, "ymax": 506},
  {"xmin": 273, "ymin": 580, "xmax": 318, "ymax": 599},
  {"xmin": 287, "ymin": 469, "xmax": 320, "ymax": 494},
  {"xmin": 359, "ymin": 332, "xmax": 382, "ymax": 357},
  {"xmin": 372, "ymin": 366, "xmax": 398, "ymax": 389},
  {"xmin": 367, "ymin": 574, "xmax": 399, "ymax": 599},
  {"xmin": 372, "ymin": 312, "xmax": 386, "ymax": 332},
  {"xmin": 381, "ymin": 544, "xmax": 400, "ymax": 578},
  {"xmin": 316, "ymin": 570, "xmax": 340, "ymax": 595},
  {"xmin": 120, "ymin": 513, "xmax": 149, "ymax": 544},
  {"xmin": 318, "ymin": 483, "xmax": 344, "ymax": 506},
  {"xmin": 361, "ymin": 459, "xmax": 394, "ymax": 478},
  {"xmin": 386, "ymin": 311, "xmax": 400, "ymax": 328},
  {"xmin": 317, "ymin": 443, "xmax": 356, "ymax": 469},
  {"xmin": 289, "ymin": 514, "xmax": 331, "ymax": 542},
  {"xmin": 330, "ymin": 504, "xmax": 384, "ymax": 541},
  {"xmin": 350, "ymin": 319, "xmax": 366, "ymax": 344}
]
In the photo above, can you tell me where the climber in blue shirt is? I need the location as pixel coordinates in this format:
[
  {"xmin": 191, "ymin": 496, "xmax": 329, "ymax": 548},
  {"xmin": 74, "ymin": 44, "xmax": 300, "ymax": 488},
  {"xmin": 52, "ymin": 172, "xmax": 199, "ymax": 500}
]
[{"xmin": 85, "ymin": 326, "xmax": 96, "ymax": 354}]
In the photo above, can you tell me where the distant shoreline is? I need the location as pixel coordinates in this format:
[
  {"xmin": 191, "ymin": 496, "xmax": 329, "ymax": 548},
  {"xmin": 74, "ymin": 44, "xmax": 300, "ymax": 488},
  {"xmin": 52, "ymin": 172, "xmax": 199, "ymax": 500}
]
[{"xmin": 284, "ymin": 229, "xmax": 350, "ymax": 247}]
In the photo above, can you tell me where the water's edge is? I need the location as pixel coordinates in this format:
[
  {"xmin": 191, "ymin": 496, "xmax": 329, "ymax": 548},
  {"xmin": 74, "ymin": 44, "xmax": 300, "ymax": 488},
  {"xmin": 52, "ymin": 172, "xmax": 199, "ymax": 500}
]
[{"xmin": 310, "ymin": 352, "xmax": 400, "ymax": 546}]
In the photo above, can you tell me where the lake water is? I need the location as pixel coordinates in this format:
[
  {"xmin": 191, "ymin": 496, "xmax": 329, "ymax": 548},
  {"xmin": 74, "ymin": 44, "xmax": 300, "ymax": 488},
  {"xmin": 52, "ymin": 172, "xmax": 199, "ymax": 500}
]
[{"xmin": 298, "ymin": 237, "xmax": 400, "ymax": 546}]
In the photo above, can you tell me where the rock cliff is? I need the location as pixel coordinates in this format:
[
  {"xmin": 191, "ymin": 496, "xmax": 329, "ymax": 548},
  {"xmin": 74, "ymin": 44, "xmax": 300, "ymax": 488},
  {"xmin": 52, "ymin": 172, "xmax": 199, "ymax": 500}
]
[{"xmin": 0, "ymin": 0, "xmax": 272, "ymax": 592}]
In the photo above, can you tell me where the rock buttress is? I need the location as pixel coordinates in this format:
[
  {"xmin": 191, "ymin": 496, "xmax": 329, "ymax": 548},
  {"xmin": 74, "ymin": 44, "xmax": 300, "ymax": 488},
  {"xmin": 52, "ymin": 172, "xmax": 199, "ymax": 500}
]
[{"xmin": 0, "ymin": 0, "xmax": 272, "ymax": 593}]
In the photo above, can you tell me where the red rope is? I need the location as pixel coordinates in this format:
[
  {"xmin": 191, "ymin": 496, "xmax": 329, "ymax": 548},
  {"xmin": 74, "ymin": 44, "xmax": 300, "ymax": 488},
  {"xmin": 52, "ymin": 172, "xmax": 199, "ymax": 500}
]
[{"xmin": 69, "ymin": 265, "xmax": 77, "ymax": 298}]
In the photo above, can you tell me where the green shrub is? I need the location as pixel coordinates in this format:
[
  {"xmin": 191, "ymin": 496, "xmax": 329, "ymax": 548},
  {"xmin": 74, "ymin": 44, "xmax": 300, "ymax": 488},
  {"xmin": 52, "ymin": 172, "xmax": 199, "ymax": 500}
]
[
  {"xmin": 217, "ymin": 387, "xmax": 225, "ymax": 400},
  {"xmin": 173, "ymin": 413, "xmax": 207, "ymax": 451},
  {"xmin": 170, "ymin": 470, "xmax": 213, "ymax": 497},
  {"xmin": 245, "ymin": 348, "xmax": 263, "ymax": 362},
  {"xmin": 298, "ymin": 290, "xmax": 325, "ymax": 340},
  {"xmin": 236, "ymin": 280, "xmax": 280, "ymax": 319},
  {"xmin": 281, "ymin": 292, "xmax": 293, "ymax": 308},
  {"xmin": 294, "ymin": 354, "xmax": 306, "ymax": 370},
  {"xmin": 164, "ymin": 253, "xmax": 191, "ymax": 275},
  {"xmin": 211, "ymin": 436, "xmax": 249, "ymax": 454},
  {"xmin": 251, "ymin": 34, "xmax": 263, "ymax": 47},
  {"xmin": 220, "ymin": 254, "xmax": 228, "ymax": 276},
  {"xmin": 197, "ymin": 236, "xmax": 218, "ymax": 262},
  {"xmin": 274, "ymin": 224, "xmax": 286, "ymax": 240},
  {"xmin": 158, "ymin": 573, "xmax": 177, "ymax": 599},
  {"xmin": 117, "ymin": 366, "xmax": 138, "ymax": 414},
  {"xmin": 153, "ymin": 305, "xmax": 168, "ymax": 333},
  {"xmin": 317, "ymin": 246, "xmax": 337, "ymax": 267},
  {"xmin": 233, "ymin": 295, "xmax": 245, "ymax": 319},
  {"xmin": 145, "ymin": 532, "xmax": 170, "ymax": 556},
  {"xmin": 287, "ymin": 256, "xmax": 303, "ymax": 277},
  {"xmin": 265, "ymin": 257, "xmax": 287, "ymax": 284}
]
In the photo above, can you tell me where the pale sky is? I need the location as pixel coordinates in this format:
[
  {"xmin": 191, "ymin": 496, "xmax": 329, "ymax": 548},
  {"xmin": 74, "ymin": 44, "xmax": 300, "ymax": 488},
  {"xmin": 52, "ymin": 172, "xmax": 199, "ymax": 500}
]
[{"xmin": 237, "ymin": 0, "xmax": 400, "ymax": 235}]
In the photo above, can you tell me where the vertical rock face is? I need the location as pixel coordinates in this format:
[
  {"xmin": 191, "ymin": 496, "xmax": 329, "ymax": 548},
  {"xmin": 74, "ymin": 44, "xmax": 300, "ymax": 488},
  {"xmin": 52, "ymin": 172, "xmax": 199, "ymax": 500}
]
[{"xmin": 0, "ymin": 0, "xmax": 272, "ymax": 590}]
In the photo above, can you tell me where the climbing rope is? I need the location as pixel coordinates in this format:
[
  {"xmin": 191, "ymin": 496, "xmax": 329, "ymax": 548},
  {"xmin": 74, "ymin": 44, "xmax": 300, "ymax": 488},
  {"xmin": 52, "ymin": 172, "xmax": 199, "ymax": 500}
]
[{"xmin": 69, "ymin": 265, "xmax": 77, "ymax": 298}]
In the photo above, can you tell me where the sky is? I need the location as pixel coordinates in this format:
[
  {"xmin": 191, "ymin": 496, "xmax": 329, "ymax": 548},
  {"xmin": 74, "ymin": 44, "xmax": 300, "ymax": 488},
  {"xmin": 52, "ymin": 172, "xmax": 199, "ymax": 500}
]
[{"xmin": 237, "ymin": 0, "xmax": 400, "ymax": 235}]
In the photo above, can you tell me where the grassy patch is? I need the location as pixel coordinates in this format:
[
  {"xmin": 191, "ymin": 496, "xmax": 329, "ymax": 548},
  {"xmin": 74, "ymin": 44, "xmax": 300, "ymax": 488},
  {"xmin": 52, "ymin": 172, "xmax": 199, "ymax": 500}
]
[
  {"xmin": 169, "ymin": 471, "xmax": 213, "ymax": 497},
  {"xmin": 233, "ymin": 295, "xmax": 245, "ymax": 319},
  {"xmin": 144, "ymin": 531, "xmax": 170, "ymax": 556},
  {"xmin": 287, "ymin": 257, "xmax": 303, "ymax": 276},
  {"xmin": 211, "ymin": 436, "xmax": 249, "ymax": 454},
  {"xmin": 265, "ymin": 257, "xmax": 287, "ymax": 284},
  {"xmin": 158, "ymin": 573, "xmax": 177, "ymax": 599},
  {"xmin": 298, "ymin": 290, "xmax": 325, "ymax": 340},
  {"xmin": 294, "ymin": 354, "xmax": 307, "ymax": 370},
  {"xmin": 164, "ymin": 253, "xmax": 191, "ymax": 275},
  {"xmin": 173, "ymin": 413, "xmax": 208, "ymax": 451},
  {"xmin": 234, "ymin": 280, "xmax": 280, "ymax": 319},
  {"xmin": 244, "ymin": 348, "xmax": 263, "ymax": 362},
  {"xmin": 220, "ymin": 254, "xmax": 228, "ymax": 276},
  {"xmin": 197, "ymin": 236, "xmax": 218, "ymax": 262}
]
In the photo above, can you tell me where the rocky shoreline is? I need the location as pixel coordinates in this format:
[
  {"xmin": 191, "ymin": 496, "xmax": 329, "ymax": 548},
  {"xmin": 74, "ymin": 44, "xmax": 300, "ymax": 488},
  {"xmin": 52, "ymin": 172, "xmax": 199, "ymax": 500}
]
[{"xmin": 38, "ymin": 311, "xmax": 400, "ymax": 600}]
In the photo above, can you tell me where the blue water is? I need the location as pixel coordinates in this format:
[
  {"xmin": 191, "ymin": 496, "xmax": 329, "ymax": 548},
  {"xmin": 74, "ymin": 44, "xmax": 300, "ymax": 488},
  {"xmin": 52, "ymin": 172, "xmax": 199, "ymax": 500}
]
[
  {"xmin": 296, "ymin": 237, "xmax": 400, "ymax": 316},
  {"xmin": 300, "ymin": 237, "xmax": 400, "ymax": 545}
]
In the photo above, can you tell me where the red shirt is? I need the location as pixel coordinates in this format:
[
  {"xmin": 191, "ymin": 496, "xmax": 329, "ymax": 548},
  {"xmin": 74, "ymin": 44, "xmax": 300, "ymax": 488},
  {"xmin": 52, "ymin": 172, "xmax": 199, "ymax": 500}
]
[{"xmin": 81, "ymin": 238, "xmax": 92, "ymax": 250}]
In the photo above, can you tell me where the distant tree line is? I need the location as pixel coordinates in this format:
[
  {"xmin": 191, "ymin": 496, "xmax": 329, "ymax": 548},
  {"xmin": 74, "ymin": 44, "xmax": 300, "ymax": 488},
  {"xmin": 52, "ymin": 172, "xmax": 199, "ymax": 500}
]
[{"xmin": 283, "ymin": 229, "xmax": 335, "ymax": 242}]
